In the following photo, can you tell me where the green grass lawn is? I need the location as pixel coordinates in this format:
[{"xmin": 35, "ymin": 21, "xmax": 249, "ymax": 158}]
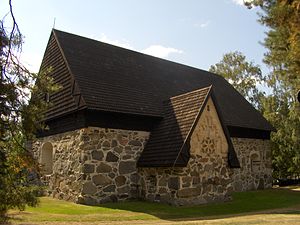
[{"xmin": 8, "ymin": 187, "xmax": 300, "ymax": 224}]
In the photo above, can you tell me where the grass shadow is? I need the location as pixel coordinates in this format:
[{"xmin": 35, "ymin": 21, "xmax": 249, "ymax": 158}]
[
  {"xmin": 99, "ymin": 188, "xmax": 300, "ymax": 221},
  {"xmin": 7, "ymin": 187, "xmax": 300, "ymax": 223}
]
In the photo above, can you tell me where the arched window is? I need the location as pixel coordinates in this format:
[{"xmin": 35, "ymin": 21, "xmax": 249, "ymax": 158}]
[
  {"xmin": 250, "ymin": 153, "xmax": 261, "ymax": 172},
  {"xmin": 40, "ymin": 142, "xmax": 53, "ymax": 175}
]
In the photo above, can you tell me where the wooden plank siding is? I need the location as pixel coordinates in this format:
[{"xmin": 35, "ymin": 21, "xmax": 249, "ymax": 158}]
[{"xmin": 39, "ymin": 33, "xmax": 84, "ymax": 121}]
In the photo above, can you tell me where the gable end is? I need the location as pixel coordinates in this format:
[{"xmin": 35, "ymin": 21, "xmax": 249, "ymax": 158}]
[
  {"xmin": 181, "ymin": 88, "xmax": 240, "ymax": 168},
  {"xmin": 40, "ymin": 31, "xmax": 87, "ymax": 122}
]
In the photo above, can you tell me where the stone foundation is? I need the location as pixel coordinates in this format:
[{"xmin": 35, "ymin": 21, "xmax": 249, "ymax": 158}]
[
  {"xmin": 33, "ymin": 126, "xmax": 272, "ymax": 206},
  {"xmin": 33, "ymin": 127, "xmax": 149, "ymax": 204},
  {"xmin": 33, "ymin": 129, "xmax": 83, "ymax": 202},
  {"xmin": 231, "ymin": 138, "xmax": 272, "ymax": 192},
  {"xmin": 138, "ymin": 159, "xmax": 233, "ymax": 206}
]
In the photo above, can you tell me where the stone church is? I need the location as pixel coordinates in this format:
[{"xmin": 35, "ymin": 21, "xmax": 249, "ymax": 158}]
[{"xmin": 32, "ymin": 29, "xmax": 273, "ymax": 206}]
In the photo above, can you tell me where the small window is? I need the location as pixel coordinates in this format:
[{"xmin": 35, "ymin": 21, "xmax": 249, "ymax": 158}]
[
  {"xmin": 40, "ymin": 142, "xmax": 53, "ymax": 174},
  {"xmin": 207, "ymin": 105, "xmax": 210, "ymax": 111}
]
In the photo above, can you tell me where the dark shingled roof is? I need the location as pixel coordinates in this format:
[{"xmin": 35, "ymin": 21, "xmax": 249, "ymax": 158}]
[
  {"xmin": 138, "ymin": 86, "xmax": 211, "ymax": 167},
  {"xmin": 137, "ymin": 86, "xmax": 240, "ymax": 167},
  {"xmin": 52, "ymin": 29, "xmax": 274, "ymax": 131}
]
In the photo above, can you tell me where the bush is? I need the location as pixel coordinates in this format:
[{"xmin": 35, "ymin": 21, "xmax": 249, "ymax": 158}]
[{"xmin": 276, "ymin": 178, "xmax": 300, "ymax": 187}]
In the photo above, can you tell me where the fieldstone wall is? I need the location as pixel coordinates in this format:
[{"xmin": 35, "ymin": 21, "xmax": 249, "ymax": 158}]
[
  {"xmin": 32, "ymin": 129, "xmax": 84, "ymax": 202},
  {"xmin": 33, "ymin": 127, "xmax": 149, "ymax": 205},
  {"xmin": 78, "ymin": 128, "xmax": 149, "ymax": 204},
  {"xmin": 138, "ymin": 161, "xmax": 233, "ymax": 206},
  {"xmin": 231, "ymin": 138, "xmax": 272, "ymax": 192},
  {"xmin": 139, "ymin": 97, "xmax": 233, "ymax": 205}
]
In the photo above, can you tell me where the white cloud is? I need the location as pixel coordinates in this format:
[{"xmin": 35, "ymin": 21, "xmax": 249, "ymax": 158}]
[
  {"xmin": 99, "ymin": 33, "xmax": 134, "ymax": 50},
  {"xmin": 193, "ymin": 21, "xmax": 210, "ymax": 28},
  {"xmin": 231, "ymin": 0, "xmax": 252, "ymax": 6},
  {"xmin": 141, "ymin": 45, "xmax": 183, "ymax": 59},
  {"xmin": 232, "ymin": 0, "xmax": 244, "ymax": 5},
  {"xmin": 97, "ymin": 33, "xmax": 183, "ymax": 59}
]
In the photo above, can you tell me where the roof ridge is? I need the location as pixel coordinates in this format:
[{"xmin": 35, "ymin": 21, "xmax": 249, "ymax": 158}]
[
  {"xmin": 169, "ymin": 85, "xmax": 212, "ymax": 101},
  {"xmin": 51, "ymin": 29, "xmax": 224, "ymax": 79}
]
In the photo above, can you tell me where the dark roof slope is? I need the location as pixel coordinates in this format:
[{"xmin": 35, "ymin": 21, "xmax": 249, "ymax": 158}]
[
  {"xmin": 40, "ymin": 33, "xmax": 85, "ymax": 120},
  {"xmin": 137, "ymin": 86, "xmax": 240, "ymax": 167},
  {"xmin": 50, "ymin": 29, "xmax": 273, "ymax": 131},
  {"xmin": 138, "ymin": 86, "xmax": 211, "ymax": 167}
]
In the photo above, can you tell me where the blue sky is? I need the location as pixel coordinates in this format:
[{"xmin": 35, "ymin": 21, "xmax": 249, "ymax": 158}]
[{"xmin": 1, "ymin": 0, "xmax": 267, "ymax": 74}]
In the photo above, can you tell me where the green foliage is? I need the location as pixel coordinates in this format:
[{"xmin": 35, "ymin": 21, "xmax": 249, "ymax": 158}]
[
  {"xmin": 245, "ymin": 0, "xmax": 300, "ymax": 179},
  {"xmin": 0, "ymin": 0, "xmax": 56, "ymax": 220},
  {"xmin": 209, "ymin": 51, "xmax": 265, "ymax": 110},
  {"xmin": 0, "ymin": 136, "xmax": 39, "ymax": 215},
  {"xmin": 262, "ymin": 95, "xmax": 300, "ymax": 179},
  {"xmin": 247, "ymin": 0, "xmax": 300, "ymax": 95}
]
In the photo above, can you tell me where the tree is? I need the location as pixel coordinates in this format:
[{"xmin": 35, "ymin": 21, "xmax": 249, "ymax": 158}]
[
  {"xmin": 246, "ymin": 0, "xmax": 300, "ymax": 179},
  {"xmin": 0, "ymin": 0, "xmax": 56, "ymax": 219},
  {"xmin": 261, "ymin": 94, "xmax": 300, "ymax": 179},
  {"xmin": 246, "ymin": 0, "xmax": 300, "ymax": 96},
  {"xmin": 209, "ymin": 51, "xmax": 265, "ymax": 111}
]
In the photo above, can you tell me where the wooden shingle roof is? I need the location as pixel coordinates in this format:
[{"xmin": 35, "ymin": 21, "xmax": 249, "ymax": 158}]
[
  {"xmin": 137, "ymin": 86, "xmax": 240, "ymax": 167},
  {"xmin": 138, "ymin": 87, "xmax": 211, "ymax": 167},
  {"xmin": 49, "ymin": 29, "xmax": 274, "ymax": 132}
]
